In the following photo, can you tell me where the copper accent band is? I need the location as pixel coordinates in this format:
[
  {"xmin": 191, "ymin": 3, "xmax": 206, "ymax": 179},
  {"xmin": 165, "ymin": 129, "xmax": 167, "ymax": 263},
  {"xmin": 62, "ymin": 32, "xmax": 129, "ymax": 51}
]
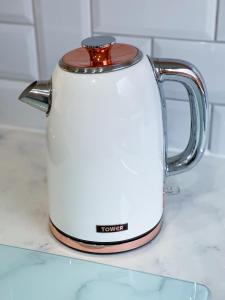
[
  {"xmin": 49, "ymin": 220, "xmax": 162, "ymax": 254},
  {"xmin": 59, "ymin": 44, "xmax": 143, "ymax": 74}
]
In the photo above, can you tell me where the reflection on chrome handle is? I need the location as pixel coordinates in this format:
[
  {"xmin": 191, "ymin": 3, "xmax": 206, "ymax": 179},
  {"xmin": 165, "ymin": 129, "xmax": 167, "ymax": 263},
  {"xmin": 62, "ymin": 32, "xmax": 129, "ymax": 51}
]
[{"xmin": 152, "ymin": 58, "xmax": 208, "ymax": 176}]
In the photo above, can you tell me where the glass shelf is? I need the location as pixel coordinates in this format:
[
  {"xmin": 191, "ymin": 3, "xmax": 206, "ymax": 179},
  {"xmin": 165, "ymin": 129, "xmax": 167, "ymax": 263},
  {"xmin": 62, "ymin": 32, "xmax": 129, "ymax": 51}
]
[{"xmin": 0, "ymin": 244, "xmax": 210, "ymax": 300}]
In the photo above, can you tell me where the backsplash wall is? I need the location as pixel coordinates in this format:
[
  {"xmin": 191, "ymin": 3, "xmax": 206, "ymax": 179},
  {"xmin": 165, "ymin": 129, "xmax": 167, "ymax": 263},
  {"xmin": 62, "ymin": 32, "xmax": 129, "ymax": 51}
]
[{"xmin": 0, "ymin": 0, "xmax": 225, "ymax": 156}]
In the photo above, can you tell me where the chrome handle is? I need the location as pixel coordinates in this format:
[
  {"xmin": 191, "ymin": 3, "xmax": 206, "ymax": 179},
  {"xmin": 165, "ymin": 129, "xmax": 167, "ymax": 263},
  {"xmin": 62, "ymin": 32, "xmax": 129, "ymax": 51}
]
[{"xmin": 151, "ymin": 58, "xmax": 208, "ymax": 176}]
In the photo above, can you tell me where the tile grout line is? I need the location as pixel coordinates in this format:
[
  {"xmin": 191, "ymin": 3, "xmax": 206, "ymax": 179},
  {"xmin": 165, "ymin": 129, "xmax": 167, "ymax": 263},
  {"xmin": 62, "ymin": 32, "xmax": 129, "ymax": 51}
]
[
  {"xmin": 165, "ymin": 97, "xmax": 225, "ymax": 107},
  {"xmin": 151, "ymin": 38, "xmax": 154, "ymax": 57},
  {"xmin": 32, "ymin": 0, "xmax": 42, "ymax": 80},
  {"xmin": 0, "ymin": 124, "xmax": 45, "ymax": 135},
  {"xmin": 0, "ymin": 20, "xmax": 34, "ymax": 26},
  {"xmin": 89, "ymin": 0, "xmax": 94, "ymax": 36},
  {"xmin": 0, "ymin": 75, "xmax": 36, "ymax": 83},
  {"xmin": 0, "ymin": 77, "xmax": 33, "ymax": 84},
  {"xmin": 93, "ymin": 30, "xmax": 225, "ymax": 45},
  {"xmin": 81, "ymin": 0, "xmax": 92, "ymax": 38},
  {"xmin": 214, "ymin": 0, "xmax": 221, "ymax": 41},
  {"xmin": 162, "ymin": 96, "xmax": 225, "ymax": 109},
  {"xmin": 207, "ymin": 104, "xmax": 215, "ymax": 151}
]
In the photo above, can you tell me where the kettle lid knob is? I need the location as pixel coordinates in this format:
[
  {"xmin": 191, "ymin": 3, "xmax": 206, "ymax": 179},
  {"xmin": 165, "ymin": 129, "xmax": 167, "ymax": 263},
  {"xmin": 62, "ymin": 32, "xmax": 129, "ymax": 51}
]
[
  {"xmin": 81, "ymin": 36, "xmax": 116, "ymax": 49},
  {"xmin": 81, "ymin": 36, "xmax": 116, "ymax": 67}
]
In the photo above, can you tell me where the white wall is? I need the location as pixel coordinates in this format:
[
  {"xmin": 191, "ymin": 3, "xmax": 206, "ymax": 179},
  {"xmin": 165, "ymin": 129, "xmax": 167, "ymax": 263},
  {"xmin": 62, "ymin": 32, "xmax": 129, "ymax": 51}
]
[{"xmin": 0, "ymin": 0, "xmax": 224, "ymax": 156}]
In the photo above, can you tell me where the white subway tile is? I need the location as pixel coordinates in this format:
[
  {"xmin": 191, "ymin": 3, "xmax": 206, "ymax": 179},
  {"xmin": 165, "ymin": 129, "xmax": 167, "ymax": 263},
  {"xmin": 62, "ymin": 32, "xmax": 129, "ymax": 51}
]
[
  {"xmin": 0, "ymin": 80, "xmax": 45, "ymax": 129},
  {"xmin": 160, "ymin": 82, "xmax": 189, "ymax": 101},
  {"xmin": 0, "ymin": 24, "xmax": 38, "ymax": 81},
  {"xmin": 154, "ymin": 39, "xmax": 225, "ymax": 104},
  {"xmin": 0, "ymin": 0, "xmax": 33, "ymax": 24},
  {"xmin": 166, "ymin": 99, "xmax": 190, "ymax": 151},
  {"xmin": 210, "ymin": 105, "xmax": 225, "ymax": 156},
  {"xmin": 34, "ymin": 0, "xmax": 91, "ymax": 79},
  {"xmin": 95, "ymin": 33, "xmax": 152, "ymax": 55},
  {"xmin": 92, "ymin": 0, "xmax": 217, "ymax": 40},
  {"xmin": 112, "ymin": 35, "xmax": 151, "ymax": 55},
  {"xmin": 217, "ymin": 0, "xmax": 225, "ymax": 41}
]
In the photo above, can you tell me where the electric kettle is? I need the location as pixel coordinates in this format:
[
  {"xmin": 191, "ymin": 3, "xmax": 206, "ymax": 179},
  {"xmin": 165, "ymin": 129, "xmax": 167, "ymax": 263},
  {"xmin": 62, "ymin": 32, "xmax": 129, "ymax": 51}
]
[{"xmin": 19, "ymin": 36, "xmax": 207, "ymax": 254}]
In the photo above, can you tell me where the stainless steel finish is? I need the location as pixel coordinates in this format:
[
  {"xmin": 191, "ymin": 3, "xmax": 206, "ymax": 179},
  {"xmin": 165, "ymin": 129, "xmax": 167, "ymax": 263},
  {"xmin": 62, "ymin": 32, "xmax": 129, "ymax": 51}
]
[
  {"xmin": 81, "ymin": 36, "xmax": 115, "ymax": 49},
  {"xmin": 152, "ymin": 58, "xmax": 208, "ymax": 176},
  {"xmin": 59, "ymin": 50, "xmax": 143, "ymax": 74},
  {"xmin": 18, "ymin": 80, "xmax": 52, "ymax": 114}
]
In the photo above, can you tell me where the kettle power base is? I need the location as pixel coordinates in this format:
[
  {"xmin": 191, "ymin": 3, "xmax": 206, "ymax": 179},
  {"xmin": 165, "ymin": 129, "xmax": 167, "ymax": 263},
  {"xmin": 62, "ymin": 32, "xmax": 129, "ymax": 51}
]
[{"xmin": 49, "ymin": 219, "xmax": 162, "ymax": 254}]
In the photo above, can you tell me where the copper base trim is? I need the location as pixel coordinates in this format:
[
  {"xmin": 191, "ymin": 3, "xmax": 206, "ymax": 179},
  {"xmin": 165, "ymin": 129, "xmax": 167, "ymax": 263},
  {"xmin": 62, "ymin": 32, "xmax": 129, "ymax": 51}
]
[{"xmin": 49, "ymin": 220, "xmax": 162, "ymax": 254}]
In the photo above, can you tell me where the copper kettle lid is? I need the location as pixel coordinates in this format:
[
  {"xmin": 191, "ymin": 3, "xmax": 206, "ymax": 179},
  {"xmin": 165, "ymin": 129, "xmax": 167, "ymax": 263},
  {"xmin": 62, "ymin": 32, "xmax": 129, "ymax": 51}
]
[{"xmin": 59, "ymin": 36, "xmax": 143, "ymax": 74}]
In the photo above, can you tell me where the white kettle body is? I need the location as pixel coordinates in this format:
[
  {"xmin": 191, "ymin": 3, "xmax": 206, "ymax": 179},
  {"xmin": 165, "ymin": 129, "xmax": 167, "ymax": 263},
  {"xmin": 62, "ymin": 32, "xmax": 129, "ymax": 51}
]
[{"xmin": 19, "ymin": 36, "xmax": 207, "ymax": 253}]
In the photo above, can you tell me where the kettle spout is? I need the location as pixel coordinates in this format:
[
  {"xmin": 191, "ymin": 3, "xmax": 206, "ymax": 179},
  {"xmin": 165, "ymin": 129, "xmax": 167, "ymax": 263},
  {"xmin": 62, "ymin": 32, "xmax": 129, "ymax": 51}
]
[{"xmin": 19, "ymin": 80, "xmax": 51, "ymax": 113}]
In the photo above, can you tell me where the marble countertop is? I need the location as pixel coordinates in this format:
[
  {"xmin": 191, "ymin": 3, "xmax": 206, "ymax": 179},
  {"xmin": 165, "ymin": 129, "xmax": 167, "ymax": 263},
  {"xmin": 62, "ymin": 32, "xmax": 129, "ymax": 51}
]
[{"xmin": 0, "ymin": 127, "xmax": 224, "ymax": 299}]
